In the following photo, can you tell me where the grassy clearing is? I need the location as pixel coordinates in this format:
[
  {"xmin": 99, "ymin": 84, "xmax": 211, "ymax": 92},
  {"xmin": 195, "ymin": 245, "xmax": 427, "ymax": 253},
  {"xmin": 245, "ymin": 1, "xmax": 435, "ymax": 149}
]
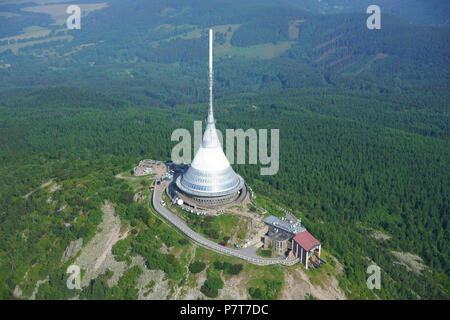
[
  {"xmin": 0, "ymin": 25, "xmax": 51, "ymax": 43},
  {"xmin": 117, "ymin": 170, "xmax": 136, "ymax": 178},
  {"xmin": 63, "ymin": 42, "xmax": 99, "ymax": 57},
  {"xmin": 214, "ymin": 24, "xmax": 293, "ymax": 59},
  {"xmin": 171, "ymin": 205, "xmax": 251, "ymax": 243},
  {"xmin": 21, "ymin": 3, "xmax": 108, "ymax": 25},
  {"xmin": 149, "ymin": 23, "xmax": 291, "ymax": 59},
  {"xmin": 211, "ymin": 213, "xmax": 249, "ymax": 240},
  {"xmin": 0, "ymin": 35, "xmax": 73, "ymax": 54},
  {"xmin": 246, "ymin": 264, "xmax": 284, "ymax": 300},
  {"xmin": 256, "ymin": 247, "xmax": 272, "ymax": 258},
  {"xmin": 307, "ymin": 249, "xmax": 338, "ymax": 288},
  {"xmin": 0, "ymin": 12, "xmax": 21, "ymax": 18},
  {"xmin": 115, "ymin": 170, "xmax": 155, "ymax": 192},
  {"xmin": 219, "ymin": 41, "xmax": 294, "ymax": 59}
]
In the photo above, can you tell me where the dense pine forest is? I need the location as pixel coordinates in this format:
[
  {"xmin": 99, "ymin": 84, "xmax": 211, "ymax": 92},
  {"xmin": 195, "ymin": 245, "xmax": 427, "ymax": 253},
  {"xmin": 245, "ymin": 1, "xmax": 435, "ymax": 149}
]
[{"xmin": 0, "ymin": 0, "xmax": 448, "ymax": 300}]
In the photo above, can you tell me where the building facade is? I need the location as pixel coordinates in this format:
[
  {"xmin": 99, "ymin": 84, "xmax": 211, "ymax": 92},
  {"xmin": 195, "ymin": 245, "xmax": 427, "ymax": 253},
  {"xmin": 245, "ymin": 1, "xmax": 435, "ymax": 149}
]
[
  {"xmin": 262, "ymin": 215, "xmax": 321, "ymax": 269},
  {"xmin": 291, "ymin": 230, "xmax": 321, "ymax": 269}
]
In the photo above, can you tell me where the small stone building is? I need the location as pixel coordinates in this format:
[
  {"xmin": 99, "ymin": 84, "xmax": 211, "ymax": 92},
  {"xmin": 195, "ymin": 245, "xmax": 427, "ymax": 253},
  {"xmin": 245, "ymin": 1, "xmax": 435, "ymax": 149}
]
[{"xmin": 262, "ymin": 215, "xmax": 322, "ymax": 269}]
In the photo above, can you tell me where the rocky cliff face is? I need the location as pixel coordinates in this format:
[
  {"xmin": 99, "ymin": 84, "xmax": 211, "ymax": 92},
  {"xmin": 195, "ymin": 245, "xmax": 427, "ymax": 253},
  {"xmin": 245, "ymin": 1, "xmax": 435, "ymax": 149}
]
[{"xmin": 61, "ymin": 238, "xmax": 83, "ymax": 264}]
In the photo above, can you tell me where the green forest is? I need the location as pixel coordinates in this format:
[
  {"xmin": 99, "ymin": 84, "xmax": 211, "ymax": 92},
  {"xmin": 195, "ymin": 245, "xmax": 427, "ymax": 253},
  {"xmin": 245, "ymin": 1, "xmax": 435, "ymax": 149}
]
[{"xmin": 0, "ymin": 0, "xmax": 448, "ymax": 300}]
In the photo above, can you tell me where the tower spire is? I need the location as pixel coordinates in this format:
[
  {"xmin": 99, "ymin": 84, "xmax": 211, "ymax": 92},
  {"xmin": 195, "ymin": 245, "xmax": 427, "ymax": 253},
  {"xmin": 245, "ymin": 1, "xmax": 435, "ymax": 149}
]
[
  {"xmin": 207, "ymin": 28, "xmax": 214, "ymax": 124},
  {"xmin": 175, "ymin": 27, "xmax": 245, "ymax": 204}
]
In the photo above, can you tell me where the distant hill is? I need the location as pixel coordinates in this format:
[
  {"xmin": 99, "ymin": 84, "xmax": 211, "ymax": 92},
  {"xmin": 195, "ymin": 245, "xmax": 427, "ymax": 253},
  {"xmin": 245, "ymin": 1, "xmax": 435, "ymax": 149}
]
[
  {"xmin": 0, "ymin": 0, "xmax": 448, "ymax": 103},
  {"xmin": 281, "ymin": 0, "xmax": 450, "ymax": 26}
]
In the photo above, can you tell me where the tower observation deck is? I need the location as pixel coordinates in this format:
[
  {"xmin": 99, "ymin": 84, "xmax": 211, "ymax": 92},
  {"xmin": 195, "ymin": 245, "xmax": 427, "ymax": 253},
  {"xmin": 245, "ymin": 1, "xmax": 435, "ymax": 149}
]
[{"xmin": 175, "ymin": 29, "xmax": 244, "ymax": 205}]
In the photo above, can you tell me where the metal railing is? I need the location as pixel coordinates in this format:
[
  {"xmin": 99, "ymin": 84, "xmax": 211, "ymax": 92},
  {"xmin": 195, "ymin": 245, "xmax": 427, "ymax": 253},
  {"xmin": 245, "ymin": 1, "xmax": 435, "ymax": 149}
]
[{"xmin": 152, "ymin": 185, "xmax": 299, "ymax": 266}]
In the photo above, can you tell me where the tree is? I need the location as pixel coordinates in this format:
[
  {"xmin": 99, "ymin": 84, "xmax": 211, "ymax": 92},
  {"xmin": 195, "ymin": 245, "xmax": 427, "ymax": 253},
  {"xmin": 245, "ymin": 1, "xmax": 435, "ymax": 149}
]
[{"xmin": 189, "ymin": 261, "xmax": 206, "ymax": 274}]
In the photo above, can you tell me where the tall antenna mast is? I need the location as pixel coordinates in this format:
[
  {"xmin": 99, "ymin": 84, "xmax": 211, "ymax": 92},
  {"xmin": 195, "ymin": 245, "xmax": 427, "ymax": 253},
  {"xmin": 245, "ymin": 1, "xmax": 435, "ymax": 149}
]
[{"xmin": 207, "ymin": 28, "xmax": 214, "ymax": 124}]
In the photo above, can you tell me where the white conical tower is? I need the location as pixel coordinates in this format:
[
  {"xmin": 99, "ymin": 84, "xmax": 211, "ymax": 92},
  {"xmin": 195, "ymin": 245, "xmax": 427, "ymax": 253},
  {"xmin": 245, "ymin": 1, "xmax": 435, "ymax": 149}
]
[{"xmin": 176, "ymin": 29, "xmax": 244, "ymax": 202}]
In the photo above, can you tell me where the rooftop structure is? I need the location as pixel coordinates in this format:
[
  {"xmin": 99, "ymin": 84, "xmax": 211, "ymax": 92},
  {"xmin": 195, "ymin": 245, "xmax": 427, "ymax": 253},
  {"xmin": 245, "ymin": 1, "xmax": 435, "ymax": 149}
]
[
  {"xmin": 293, "ymin": 230, "xmax": 320, "ymax": 252},
  {"xmin": 175, "ymin": 29, "xmax": 244, "ymax": 203},
  {"xmin": 262, "ymin": 215, "xmax": 322, "ymax": 269},
  {"xmin": 292, "ymin": 230, "xmax": 322, "ymax": 269},
  {"xmin": 263, "ymin": 215, "xmax": 305, "ymax": 235},
  {"xmin": 266, "ymin": 228, "xmax": 292, "ymax": 242}
]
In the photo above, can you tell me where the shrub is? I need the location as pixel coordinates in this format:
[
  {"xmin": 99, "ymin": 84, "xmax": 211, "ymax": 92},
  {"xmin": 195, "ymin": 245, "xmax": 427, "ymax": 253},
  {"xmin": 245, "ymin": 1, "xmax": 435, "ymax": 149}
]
[
  {"xmin": 213, "ymin": 261, "xmax": 243, "ymax": 275},
  {"xmin": 249, "ymin": 287, "xmax": 262, "ymax": 299},
  {"xmin": 227, "ymin": 264, "xmax": 243, "ymax": 275},
  {"xmin": 119, "ymin": 190, "xmax": 134, "ymax": 205},
  {"xmin": 201, "ymin": 271, "xmax": 223, "ymax": 298},
  {"xmin": 213, "ymin": 261, "xmax": 224, "ymax": 270},
  {"xmin": 112, "ymin": 238, "xmax": 131, "ymax": 261},
  {"xmin": 305, "ymin": 293, "xmax": 317, "ymax": 300},
  {"xmin": 205, "ymin": 274, "xmax": 224, "ymax": 291},
  {"xmin": 204, "ymin": 228, "xmax": 219, "ymax": 239},
  {"xmin": 200, "ymin": 284, "xmax": 218, "ymax": 298},
  {"xmin": 189, "ymin": 261, "xmax": 206, "ymax": 274},
  {"xmin": 248, "ymin": 280, "xmax": 282, "ymax": 300}
]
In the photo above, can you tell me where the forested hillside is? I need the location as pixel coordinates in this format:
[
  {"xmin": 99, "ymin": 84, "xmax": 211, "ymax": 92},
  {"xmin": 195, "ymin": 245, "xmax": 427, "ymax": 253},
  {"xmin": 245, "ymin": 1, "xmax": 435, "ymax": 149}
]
[
  {"xmin": 283, "ymin": 0, "xmax": 450, "ymax": 26},
  {"xmin": 0, "ymin": 0, "xmax": 448, "ymax": 300}
]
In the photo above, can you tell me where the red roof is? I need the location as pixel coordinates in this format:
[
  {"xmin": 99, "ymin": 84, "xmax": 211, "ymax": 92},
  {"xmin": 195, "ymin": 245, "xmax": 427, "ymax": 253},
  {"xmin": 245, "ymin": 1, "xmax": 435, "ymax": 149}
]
[{"xmin": 293, "ymin": 230, "xmax": 320, "ymax": 251}]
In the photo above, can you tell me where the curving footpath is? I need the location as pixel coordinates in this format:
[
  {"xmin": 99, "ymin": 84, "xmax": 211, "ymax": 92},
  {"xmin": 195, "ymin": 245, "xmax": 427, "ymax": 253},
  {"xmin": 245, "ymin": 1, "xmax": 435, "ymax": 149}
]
[{"xmin": 152, "ymin": 182, "xmax": 299, "ymax": 266}]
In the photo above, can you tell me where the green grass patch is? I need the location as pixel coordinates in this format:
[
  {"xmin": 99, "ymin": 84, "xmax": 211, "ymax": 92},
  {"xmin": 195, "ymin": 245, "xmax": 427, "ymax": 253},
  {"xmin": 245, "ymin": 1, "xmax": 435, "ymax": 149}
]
[
  {"xmin": 307, "ymin": 250, "xmax": 338, "ymax": 288},
  {"xmin": 256, "ymin": 247, "xmax": 272, "ymax": 258}
]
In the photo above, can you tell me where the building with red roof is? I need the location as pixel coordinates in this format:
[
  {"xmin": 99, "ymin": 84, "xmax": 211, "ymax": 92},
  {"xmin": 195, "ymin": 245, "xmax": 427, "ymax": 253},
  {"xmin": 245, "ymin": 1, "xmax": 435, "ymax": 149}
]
[
  {"xmin": 262, "ymin": 215, "xmax": 322, "ymax": 269},
  {"xmin": 292, "ymin": 230, "xmax": 321, "ymax": 269}
]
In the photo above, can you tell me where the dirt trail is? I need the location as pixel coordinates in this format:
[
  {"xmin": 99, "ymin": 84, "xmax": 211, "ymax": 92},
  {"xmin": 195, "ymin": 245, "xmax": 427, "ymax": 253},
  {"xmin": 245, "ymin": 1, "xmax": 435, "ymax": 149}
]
[
  {"xmin": 23, "ymin": 180, "xmax": 53, "ymax": 198},
  {"xmin": 356, "ymin": 53, "xmax": 388, "ymax": 74},
  {"xmin": 114, "ymin": 173, "xmax": 142, "ymax": 181}
]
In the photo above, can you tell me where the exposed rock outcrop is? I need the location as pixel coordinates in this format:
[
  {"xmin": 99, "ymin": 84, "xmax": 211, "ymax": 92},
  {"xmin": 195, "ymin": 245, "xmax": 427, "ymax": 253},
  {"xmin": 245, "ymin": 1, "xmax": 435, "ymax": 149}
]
[
  {"xmin": 13, "ymin": 285, "xmax": 22, "ymax": 299},
  {"xmin": 61, "ymin": 238, "xmax": 83, "ymax": 264}
]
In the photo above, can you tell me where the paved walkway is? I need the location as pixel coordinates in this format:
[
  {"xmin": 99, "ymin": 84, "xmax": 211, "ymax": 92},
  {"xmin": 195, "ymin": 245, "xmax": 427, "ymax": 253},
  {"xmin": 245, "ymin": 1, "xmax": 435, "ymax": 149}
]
[{"xmin": 152, "ymin": 180, "xmax": 299, "ymax": 266}]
